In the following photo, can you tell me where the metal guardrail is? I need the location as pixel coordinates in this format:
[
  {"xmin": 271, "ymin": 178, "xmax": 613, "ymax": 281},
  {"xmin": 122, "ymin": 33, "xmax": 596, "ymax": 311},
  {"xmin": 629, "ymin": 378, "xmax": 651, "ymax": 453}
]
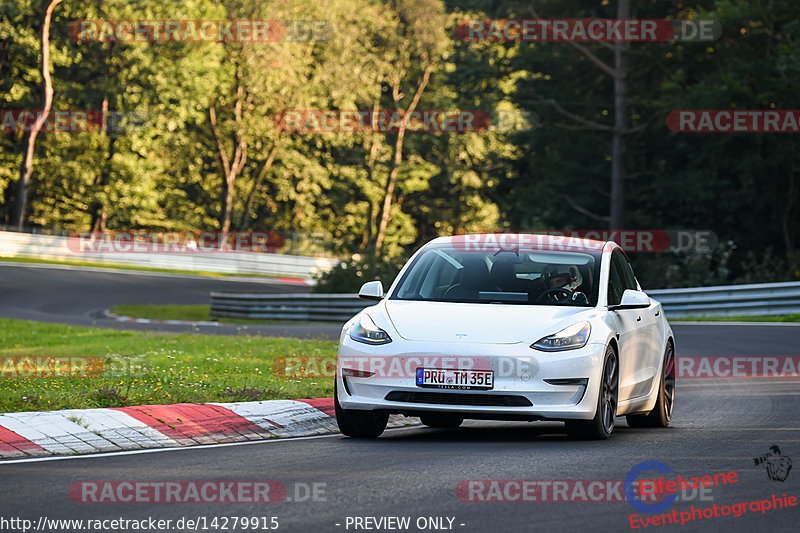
[
  {"xmin": 0, "ymin": 230, "xmax": 338, "ymax": 280},
  {"xmin": 211, "ymin": 281, "xmax": 800, "ymax": 322},
  {"xmin": 210, "ymin": 292, "xmax": 369, "ymax": 322},
  {"xmin": 648, "ymin": 281, "xmax": 800, "ymax": 318}
]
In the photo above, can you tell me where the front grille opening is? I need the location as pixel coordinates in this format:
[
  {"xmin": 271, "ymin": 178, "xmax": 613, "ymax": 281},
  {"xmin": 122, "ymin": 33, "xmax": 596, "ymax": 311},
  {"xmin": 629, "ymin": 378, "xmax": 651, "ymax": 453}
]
[{"xmin": 384, "ymin": 391, "xmax": 532, "ymax": 407}]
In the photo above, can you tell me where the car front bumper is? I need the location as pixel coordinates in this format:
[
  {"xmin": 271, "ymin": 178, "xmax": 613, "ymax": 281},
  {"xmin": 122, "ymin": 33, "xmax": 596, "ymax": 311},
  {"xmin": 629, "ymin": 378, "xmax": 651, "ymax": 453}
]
[{"xmin": 336, "ymin": 336, "xmax": 608, "ymax": 421}]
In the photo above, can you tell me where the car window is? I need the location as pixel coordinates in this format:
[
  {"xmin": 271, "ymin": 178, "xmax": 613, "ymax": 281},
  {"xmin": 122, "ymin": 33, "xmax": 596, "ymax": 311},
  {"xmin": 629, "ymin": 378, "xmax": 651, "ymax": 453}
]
[
  {"xmin": 395, "ymin": 250, "xmax": 460, "ymax": 299},
  {"xmin": 618, "ymin": 252, "xmax": 639, "ymax": 291},
  {"xmin": 391, "ymin": 245, "xmax": 602, "ymax": 306},
  {"xmin": 608, "ymin": 252, "xmax": 625, "ymax": 306},
  {"xmin": 395, "ymin": 252, "xmax": 434, "ymax": 299}
]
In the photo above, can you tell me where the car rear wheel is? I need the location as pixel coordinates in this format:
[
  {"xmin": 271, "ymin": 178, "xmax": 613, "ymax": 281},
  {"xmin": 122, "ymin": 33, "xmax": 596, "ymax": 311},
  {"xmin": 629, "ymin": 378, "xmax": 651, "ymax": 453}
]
[
  {"xmin": 626, "ymin": 342, "xmax": 675, "ymax": 428},
  {"xmin": 565, "ymin": 345, "xmax": 618, "ymax": 440},
  {"xmin": 334, "ymin": 384, "xmax": 388, "ymax": 438},
  {"xmin": 420, "ymin": 414, "xmax": 464, "ymax": 428}
]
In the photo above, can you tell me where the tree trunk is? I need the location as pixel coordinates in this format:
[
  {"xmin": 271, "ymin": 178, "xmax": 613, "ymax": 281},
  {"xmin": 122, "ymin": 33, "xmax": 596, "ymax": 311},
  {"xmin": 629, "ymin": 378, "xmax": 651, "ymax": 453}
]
[
  {"xmin": 238, "ymin": 143, "xmax": 279, "ymax": 231},
  {"xmin": 781, "ymin": 168, "xmax": 797, "ymax": 255},
  {"xmin": 610, "ymin": 0, "xmax": 630, "ymax": 230},
  {"xmin": 91, "ymin": 204, "xmax": 108, "ymax": 233},
  {"xmin": 14, "ymin": 0, "xmax": 63, "ymax": 231},
  {"xmin": 374, "ymin": 62, "xmax": 434, "ymax": 253},
  {"xmin": 220, "ymin": 175, "xmax": 235, "ymax": 236},
  {"xmin": 374, "ymin": 132, "xmax": 404, "ymax": 253},
  {"xmin": 90, "ymin": 95, "xmax": 112, "ymax": 233},
  {"xmin": 361, "ymin": 99, "xmax": 382, "ymax": 249},
  {"xmin": 209, "ymin": 75, "xmax": 247, "ymax": 242}
]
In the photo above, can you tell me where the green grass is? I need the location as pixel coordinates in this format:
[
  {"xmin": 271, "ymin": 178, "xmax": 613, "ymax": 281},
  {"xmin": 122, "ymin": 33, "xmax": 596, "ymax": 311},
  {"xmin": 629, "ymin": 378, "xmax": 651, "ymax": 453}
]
[
  {"xmin": 0, "ymin": 319, "xmax": 336, "ymax": 413},
  {"xmin": 671, "ymin": 314, "xmax": 800, "ymax": 322},
  {"xmin": 0, "ymin": 255, "xmax": 295, "ymax": 279},
  {"xmin": 109, "ymin": 304, "xmax": 341, "ymax": 326}
]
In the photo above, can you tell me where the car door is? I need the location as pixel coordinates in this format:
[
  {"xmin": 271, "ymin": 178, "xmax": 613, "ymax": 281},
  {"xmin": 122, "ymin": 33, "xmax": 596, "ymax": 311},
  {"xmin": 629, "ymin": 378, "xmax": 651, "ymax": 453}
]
[
  {"xmin": 608, "ymin": 250, "xmax": 648, "ymax": 401},
  {"xmin": 618, "ymin": 253, "xmax": 663, "ymax": 395}
]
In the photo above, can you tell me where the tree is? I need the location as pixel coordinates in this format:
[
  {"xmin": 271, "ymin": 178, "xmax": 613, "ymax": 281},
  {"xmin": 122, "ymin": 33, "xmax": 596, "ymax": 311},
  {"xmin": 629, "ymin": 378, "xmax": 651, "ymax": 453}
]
[
  {"xmin": 527, "ymin": 0, "xmax": 634, "ymax": 229},
  {"xmin": 372, "ymin": 0, "xmax": 448, "ymax": 253},
  {"xmin": 14, "ymin": 0, "xmax": 62, "ymax": 230},
  {"xmin": 610, "ymin": 0, "xmax": 629, "ymax": 230}
]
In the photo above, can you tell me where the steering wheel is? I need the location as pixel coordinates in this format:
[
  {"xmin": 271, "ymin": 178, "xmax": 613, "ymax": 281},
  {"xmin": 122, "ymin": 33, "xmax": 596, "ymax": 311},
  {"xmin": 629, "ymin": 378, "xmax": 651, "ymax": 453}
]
[{"xmin": 536, "ymin": 287, "xmax": 573, "ymax": 304}]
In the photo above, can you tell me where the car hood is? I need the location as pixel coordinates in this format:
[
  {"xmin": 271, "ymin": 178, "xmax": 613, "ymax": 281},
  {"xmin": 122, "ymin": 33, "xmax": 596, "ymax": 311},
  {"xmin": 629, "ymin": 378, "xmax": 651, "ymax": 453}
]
[{"xmin": 383, "ymin": 300, "xmax": 593, "ymax": 344}]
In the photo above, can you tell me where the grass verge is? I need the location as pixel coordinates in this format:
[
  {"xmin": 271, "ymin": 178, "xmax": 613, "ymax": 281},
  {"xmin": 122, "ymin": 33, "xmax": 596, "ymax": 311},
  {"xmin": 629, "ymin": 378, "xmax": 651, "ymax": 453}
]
[
  {"xmin": 0, "ymin": 319, "xmax": 335, "ymax": 412},
  {"xmin": 671, "ymin": 314, "xmax": 800, "ymax": 322}
]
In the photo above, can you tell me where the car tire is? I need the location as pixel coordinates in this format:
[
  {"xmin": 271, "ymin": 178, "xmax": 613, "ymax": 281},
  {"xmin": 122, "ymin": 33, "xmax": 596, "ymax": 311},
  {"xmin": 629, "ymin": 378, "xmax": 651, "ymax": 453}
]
[
  {"xmin": 420, "ymin": 414, "xmax": 464, "ymax": 428},
  {"xmin": 565, "ymin": 345, "xmax": 618, "ymax": 440},
  {"xmin": 626, "ymin": 342, "xmax": 675, "ymax": 428},
  {"xmin": 334, "ymin": 384, "xmax": 388, "ymax": 438}
]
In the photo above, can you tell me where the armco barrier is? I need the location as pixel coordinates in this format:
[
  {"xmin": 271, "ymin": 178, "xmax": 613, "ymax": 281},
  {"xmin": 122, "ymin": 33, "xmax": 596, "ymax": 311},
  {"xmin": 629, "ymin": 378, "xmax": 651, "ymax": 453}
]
[
  {"xmin": 211, "ymin": 281, "xmax": 800, "ymax": 322},
  {"xmin": 0, "ymin": 230, "xmax": 338, "ymax": 280},
  {"xmin": 648, "ymin": 281, "xmax": 800, "ymax": 318},
  {"xmin": 210, "ymin": 292, "xmax": 369, "ymax": 322}
]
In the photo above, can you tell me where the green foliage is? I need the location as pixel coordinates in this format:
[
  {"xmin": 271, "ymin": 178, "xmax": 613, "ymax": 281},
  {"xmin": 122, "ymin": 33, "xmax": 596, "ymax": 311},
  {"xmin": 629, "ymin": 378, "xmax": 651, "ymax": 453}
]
[
  {"xmin": 313, "ymin": 254, "xmax": 407, "ymax": 293},
  {"xmin": 1, "ymin": 0, "xmax": 798, "ymax": 287}
]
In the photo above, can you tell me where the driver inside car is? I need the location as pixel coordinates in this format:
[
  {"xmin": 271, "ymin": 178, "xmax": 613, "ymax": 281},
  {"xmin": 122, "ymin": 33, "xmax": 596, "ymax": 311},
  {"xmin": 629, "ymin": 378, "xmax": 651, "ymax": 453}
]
[{"xmin": 533, "ymin": 264, "xmax": 589, "ymax": 305}]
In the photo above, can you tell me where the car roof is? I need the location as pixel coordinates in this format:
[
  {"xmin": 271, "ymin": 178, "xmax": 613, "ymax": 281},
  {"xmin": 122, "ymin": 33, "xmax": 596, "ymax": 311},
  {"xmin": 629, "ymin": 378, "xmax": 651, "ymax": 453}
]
[{"xmin": 425, "ymin": 233, "xmax": 614, "ymax": 253}]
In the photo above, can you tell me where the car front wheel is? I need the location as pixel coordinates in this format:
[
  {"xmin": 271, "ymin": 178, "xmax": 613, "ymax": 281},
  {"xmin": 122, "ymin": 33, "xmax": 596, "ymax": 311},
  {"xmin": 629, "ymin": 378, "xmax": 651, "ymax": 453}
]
[
  {"xmin": 565, "ymin": 345, "xmax": 618, "ymax": 440},
  {"xmin": 334, "ymin": 384, "xmax": 388, "ymax": 438}
]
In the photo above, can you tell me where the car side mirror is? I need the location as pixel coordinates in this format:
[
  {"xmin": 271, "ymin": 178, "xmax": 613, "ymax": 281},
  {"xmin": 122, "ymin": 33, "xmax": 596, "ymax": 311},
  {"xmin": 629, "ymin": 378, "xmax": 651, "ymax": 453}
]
[
  {"xmin": 615, "ymin": 289, "xmax": 651, "ymax": 310},
  {"xmin": 358, "ymin": 280, "xmax": 384, "ymax": 301}
]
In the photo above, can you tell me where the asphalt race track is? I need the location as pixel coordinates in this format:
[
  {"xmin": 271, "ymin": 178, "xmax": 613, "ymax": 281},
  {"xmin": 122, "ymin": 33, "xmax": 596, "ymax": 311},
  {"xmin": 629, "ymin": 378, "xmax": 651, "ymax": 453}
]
[
  {"xmin": 1, "ymin": 375, "xmax": 798, "ymax": 532},
  {"xmin": 1, "ymin": 263, "xmax": 799, "ymax": 532},
  {"xmin": 0, "ymin": 263, "xmax": 341, "ymax": 339}
]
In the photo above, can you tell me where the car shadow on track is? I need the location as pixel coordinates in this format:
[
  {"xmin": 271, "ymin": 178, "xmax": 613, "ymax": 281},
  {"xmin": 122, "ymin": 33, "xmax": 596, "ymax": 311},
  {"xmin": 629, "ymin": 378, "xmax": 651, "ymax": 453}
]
[{"xmin": 339, "ymin": 419, "xmax": 667, "ymax": 444}]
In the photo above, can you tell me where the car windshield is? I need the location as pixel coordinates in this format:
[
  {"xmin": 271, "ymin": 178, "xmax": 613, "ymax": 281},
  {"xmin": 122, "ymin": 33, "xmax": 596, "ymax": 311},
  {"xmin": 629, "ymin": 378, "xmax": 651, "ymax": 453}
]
[{"xmin": 391, "ymin": 244, "xmax": 602, "ymax": 306}]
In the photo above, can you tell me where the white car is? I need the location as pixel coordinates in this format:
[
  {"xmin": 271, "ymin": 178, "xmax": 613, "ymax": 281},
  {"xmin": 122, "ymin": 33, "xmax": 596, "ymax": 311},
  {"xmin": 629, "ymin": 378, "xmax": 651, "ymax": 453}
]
[{"xmin": 334, "ymin": 234, "xmax": 675, "ymax": 440}]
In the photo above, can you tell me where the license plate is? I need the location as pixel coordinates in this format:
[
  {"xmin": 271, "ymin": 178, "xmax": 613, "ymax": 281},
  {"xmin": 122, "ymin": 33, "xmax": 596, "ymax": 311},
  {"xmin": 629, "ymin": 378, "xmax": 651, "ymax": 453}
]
[{"xmin": 416, "ymin": 368, "xmax": 494, "ymax": 390}]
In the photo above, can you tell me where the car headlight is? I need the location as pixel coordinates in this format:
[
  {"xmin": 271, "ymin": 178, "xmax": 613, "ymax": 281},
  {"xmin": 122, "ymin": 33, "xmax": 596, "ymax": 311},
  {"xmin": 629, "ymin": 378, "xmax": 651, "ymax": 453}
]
[
  {"xmin": 349, "ymin": 314, "xmax": 392, "ymax": 345},
  {"xmin": 531, "ymin": 322, "xmax": 591, "ymax": 351}
]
